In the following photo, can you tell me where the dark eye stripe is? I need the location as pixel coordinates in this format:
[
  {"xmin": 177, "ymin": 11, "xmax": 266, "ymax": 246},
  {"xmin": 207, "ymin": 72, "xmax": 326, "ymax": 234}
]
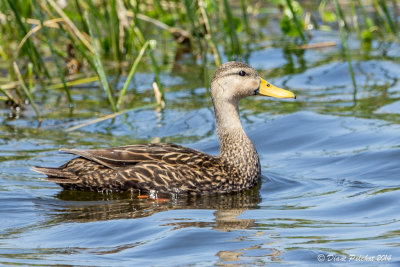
[{"xmin": 218, "ymin": 70, "xmax": 252, "ymax": 80}]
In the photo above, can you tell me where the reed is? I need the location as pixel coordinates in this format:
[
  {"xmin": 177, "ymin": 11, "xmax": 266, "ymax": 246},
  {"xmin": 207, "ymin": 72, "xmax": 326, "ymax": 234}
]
[
  {"xmin": 375, "ymin": 0, "xmax": 397, "ymax": 36},
  {"xmin": 85, "ymin": 11, "xmax": 117, "ymax": 112},
  {"xmin": 199, "ymin": 0, "xmax": 222, "ymax": 66},
  {"xmin": 210, "ymin": 0, "xmax": 230, "ymax": 56},
  {"xmin": 13, "ymin": 62, "xmax": 41, "ymax": 121},
  {"xmin": 28, "ymin": 63, "xmax": 33, "ymax": 92},
  {"xmin": 6, "ymin": 0, "xmax": 49, "ymax": 78},
  {"xmin": 132, "ymin": 18, "xmax": 165, "ymax": 104},
  {"xmin": 285, "ymin": 0, "xmax": 307, "ymax": 43},
  {"xmin": 333, "ymin": 0, "xmax": 357, "ymax": 92},
  {"xmin": 183, "ymin": 0, "xmax": 204, "ymax": 53},
  {"xmin": 0, "ymin": 86, "xmax": 18, "ymax": 104},
  {"xmin": 49, "ymin": 77, "xmax": 98, "ymax": 90},
  {"xmin": 223, "ymin": 0, "xmax": 241, "ymax": 56},
  {"xmin": 240, "ymin": 0, "xmax": 250, "ymax": 34},
  {"xmin": 117, "ymin": 40, "xmax": 150, "ymax": 110},
  {"xmin": 37, "ymin": 4, "xmax": 73, "ymax": 109}
]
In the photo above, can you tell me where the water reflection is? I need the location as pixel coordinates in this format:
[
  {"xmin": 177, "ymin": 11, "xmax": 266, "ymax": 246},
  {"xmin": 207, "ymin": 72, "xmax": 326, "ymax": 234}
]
[
  {"xmin": 54, "ymin": 182, "xmax": 262, "ymax": 228},
  {"xmin": 47, "ymin": 182, "xmax": 267, "ymax": 265}
]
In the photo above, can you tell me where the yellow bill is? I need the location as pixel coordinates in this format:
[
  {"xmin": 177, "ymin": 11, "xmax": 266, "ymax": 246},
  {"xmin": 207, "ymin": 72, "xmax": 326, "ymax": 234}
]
[{"xmin": 259, "ymin": 78, "xmax": 296, "ymax": 99}]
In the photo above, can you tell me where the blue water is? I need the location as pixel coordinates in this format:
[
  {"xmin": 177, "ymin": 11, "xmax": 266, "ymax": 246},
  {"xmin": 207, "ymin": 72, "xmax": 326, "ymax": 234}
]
[{"xmin": 1, "ymin": 35, "xmax": 400, "ymax": 266}]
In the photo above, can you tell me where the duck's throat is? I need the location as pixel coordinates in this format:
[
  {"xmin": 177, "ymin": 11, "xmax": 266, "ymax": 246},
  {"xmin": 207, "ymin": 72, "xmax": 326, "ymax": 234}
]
[
  {"xmin": 214, "ymin": 100, "xmax": 260, "ymax": 175},
  {"xmin": 218, "ymin": 128, "xmax": 259, "ymax": 167}
]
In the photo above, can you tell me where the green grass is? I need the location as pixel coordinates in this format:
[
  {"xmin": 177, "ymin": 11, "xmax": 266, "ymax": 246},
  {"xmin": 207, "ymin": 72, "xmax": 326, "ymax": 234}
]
[
  {"xmin": 13, "ymin": 62, "xmax": 41, "ymax": 121},
  {"xmin": 333, "ymin": 0, "xmax": 357, "ymax": 92},
  {"xmin": 117, "ymin": 40, "xmax": 151, "ymax": 110},
  {"xmin": 0, "ymin": 0, "xmax": 399, "ymax": 118},
  {"xmin": 85, "ymin": 11, "xmax": 117, "ymax": 112}
]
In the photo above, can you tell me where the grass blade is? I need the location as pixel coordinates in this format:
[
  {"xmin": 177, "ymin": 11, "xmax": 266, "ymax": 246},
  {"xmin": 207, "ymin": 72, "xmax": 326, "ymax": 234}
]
[
  {"xmin": 36, "ymin": 4, "xmax": 74, "ymax": 110},
  {"xmin": 66, "ymin": 105, "xmax": 156, "ymax": 132},
  {"xmin": 240, "ymin": 0, "xmax": 250, "ymax": 34},
  {"xmin": 6, "ymin": 0, "xmax": 50, "ymax": 78},
  {"xmin": 183, "ymin": 0, "xmax": 204, "ymax": 53},
  {"xmin": 47, "ymin": 0, "xmax": 94, "ymax": 54},
  {"xmin": 132, "ymin": 23, "xmax": 165, "ymax": 105},
  {"xmin": 378, "ymin": 0, "xmax": 397, "ymax": 34},
  {"xmin": 85, "ymin": 11, "xmax": 117, "ymax": 112},
  {"xmin": 49, "ymin": 77, "xmax": 98, "ymax": 90},
  {"xmin": 13, "ymin": 62, "xmax": 41, "ymax": 122},
  {"xmin": 199, "ymin": 0, "xmax": 222, "ymax": 66},
  {"xmin": 28, "ymin": 62, "xmax": 33, "ymax": 92},
  {"xmin": 0, "ymin": 86, "xmax": 19, "ymax": 104},
  {"xmin": 333, "ymin": 0, "xmax": 357, "ymax": 92},
  {"xmin": 223, "ymin": 0, "xmax": 241, "ymax": 55},
  {"xmin": 109, "ymin": 0, "xmax": 121, "ymax": 62},
  {"xmin": 285, "ymin": 0, "xmax": 307, "ymax": 43},
  {"xmin": 116, "ymin": 40, "xmax": 150, "ymax": 110}
]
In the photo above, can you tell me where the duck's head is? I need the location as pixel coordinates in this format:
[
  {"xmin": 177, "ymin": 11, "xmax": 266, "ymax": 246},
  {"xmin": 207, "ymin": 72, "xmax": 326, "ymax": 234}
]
[{"xmin": 211, "ymin": 61, "xmax": 295, "ymax": 103}]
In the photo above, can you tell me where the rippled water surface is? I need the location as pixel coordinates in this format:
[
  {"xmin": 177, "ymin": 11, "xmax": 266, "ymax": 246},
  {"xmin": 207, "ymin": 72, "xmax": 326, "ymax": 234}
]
[{"xmin": 1, "ymin": 33, "xmax": 400, "ymax": 265}]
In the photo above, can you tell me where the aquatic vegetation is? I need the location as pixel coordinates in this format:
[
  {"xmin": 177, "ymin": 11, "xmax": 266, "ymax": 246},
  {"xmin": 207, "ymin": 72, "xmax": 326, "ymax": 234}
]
[
  {"xmin": 0, "ymin": 0, "xmax": 399, "ymax": 117},
  {"xmin": 0, "ymin": 0, "xmax": 247, "ymax": 115}
]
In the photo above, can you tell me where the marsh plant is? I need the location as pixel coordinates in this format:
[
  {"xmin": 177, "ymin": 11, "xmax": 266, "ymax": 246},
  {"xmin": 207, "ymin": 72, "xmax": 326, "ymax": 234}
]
[{"xmin": 0, "ymin": 0, "xmax": 398, "ymax": 118}]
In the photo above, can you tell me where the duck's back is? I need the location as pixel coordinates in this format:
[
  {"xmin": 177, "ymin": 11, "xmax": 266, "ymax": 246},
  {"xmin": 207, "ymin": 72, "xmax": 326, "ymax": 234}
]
[{"xmin": 33, "ymin": 143, "xmax": 247, "ymax": 195}]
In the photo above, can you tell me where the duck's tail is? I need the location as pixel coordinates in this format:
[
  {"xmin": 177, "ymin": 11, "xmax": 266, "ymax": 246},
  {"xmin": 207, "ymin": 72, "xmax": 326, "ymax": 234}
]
[{"xmin": 31, "ymin": 166, "xmax": 80, "ymax": 184}]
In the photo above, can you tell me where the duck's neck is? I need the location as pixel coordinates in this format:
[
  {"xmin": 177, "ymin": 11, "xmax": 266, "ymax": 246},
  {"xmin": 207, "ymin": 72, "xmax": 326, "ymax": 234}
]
[{"xmin": 213, "ymin": 99, "xmax": 260, "ymax": 174}]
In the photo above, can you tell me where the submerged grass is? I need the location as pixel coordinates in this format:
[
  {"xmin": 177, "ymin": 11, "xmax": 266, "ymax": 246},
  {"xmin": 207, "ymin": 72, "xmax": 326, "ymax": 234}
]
[{"xmin": 0, "ymin": 0, "xmax": 399, "ymax": 120}]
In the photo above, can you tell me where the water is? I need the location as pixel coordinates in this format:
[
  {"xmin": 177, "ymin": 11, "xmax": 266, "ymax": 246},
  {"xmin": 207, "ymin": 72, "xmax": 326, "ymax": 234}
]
[{"xmin": 1, "ymin": 33, "xmax": 400, "ymax": 265}]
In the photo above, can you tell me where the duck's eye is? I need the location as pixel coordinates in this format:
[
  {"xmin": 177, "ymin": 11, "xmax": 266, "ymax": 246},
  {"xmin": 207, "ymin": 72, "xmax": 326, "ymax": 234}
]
[{"xmin": 239, "ymin": 70, "xmax": 246, "ymax": 76}]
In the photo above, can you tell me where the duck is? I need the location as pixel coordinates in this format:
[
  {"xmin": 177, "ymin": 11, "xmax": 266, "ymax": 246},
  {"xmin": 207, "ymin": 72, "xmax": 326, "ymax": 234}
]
[{"xmin": 32, "ymin": 61, "xmax": 295, "ymax": 195}]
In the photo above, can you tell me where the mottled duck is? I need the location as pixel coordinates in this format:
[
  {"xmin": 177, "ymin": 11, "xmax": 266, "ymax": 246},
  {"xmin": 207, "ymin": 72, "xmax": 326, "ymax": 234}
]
[{"xmin": 33, "ymin": 62, "xmax": 295, "ymax": 195}]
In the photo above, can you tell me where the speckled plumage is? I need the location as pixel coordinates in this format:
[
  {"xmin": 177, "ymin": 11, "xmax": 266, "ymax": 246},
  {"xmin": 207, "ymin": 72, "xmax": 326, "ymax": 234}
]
[{"xmin": 32, "ymin": 61, "xmax": 294, "ymax": 195}]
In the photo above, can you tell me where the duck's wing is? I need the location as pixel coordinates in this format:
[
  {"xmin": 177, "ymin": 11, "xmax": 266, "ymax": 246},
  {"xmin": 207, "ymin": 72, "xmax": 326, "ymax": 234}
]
[
  {"xmin": 48, "ymin": 143, "xmax": 228, "ymax": 193},
  {"xmin": 119, "ymin": 158, "xmax": 229, "ymax": 194},
  {"xmin": 34, "ymin": 143, "xmax": 235, "ymax": 193},
  {"xmin": 59, "ymin": 143, "xmax": 206, "ymax": 169}
]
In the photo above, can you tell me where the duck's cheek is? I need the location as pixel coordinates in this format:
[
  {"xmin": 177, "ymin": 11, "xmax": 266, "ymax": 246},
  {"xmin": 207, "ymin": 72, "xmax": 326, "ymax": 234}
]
[{"xmin": 250, "ymin": 80, "xmax": 259, "ymax": 90}]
